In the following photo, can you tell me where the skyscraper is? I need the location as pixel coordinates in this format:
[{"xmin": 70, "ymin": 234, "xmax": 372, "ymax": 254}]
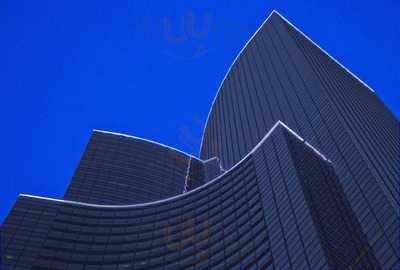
[{"xmin": 2, "ymin": 11, "xmax": 398, "ymax": 270}]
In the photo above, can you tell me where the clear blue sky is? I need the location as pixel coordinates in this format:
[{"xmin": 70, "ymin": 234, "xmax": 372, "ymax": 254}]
[{"xmin": 1, "ymin": 0, "xmax": 399, "ymax": 223}]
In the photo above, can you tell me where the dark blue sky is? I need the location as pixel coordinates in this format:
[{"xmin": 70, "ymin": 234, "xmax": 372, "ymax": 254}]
[{"xmin": 1, "ymin": 0, "xmax": 399, "ymax": 223}]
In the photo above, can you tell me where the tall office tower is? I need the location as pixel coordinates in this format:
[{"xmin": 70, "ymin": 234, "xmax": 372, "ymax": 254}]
[{"xmin": 2, "ymin": 11, "xmax": 399, "ymax": 270}]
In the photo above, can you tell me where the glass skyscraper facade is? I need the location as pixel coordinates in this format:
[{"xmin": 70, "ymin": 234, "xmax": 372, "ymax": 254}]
[{"xmin": 2, "ymin": 11, "xmax": 399, "ymax": 270}]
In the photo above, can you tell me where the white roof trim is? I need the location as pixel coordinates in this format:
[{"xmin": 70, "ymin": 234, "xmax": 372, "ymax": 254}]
[
  {"xmin": 198, "ymin": 10, "xmax": 277, "ymax": 157},
  {"xmin": 274, "ymin": 10, "xmax": 375, "ymax": 93},
  {"xmin": 199, "ymin": 10, "xmax": 376, "ymax": 157},
  {"xmin": 93, "ymin": 129, "xmax": 200, "ymax": 161},
  {"xmin": 20, "ymin": 120, "xmax": 331, "ymax": 209}
]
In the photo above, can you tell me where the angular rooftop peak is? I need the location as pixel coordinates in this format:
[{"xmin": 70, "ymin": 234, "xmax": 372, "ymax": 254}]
[{"xmin": 265, "ymin": 10, "xmax": 289, "ymax": 24}]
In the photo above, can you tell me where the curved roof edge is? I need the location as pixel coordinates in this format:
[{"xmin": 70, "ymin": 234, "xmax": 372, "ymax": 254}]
[
  {"xmin": 22, "ymin": 120, "xmax": 331, "ymax": 209},
  {"xmin": 93, "ymin": 129, "xmax": 201, "ymax": 162},
  {"xmin": 198, "ymin": 10, "xmax": 278, "ymax": 158},
  {"xmin": 93, "ymin": 129, "xmax": 225, "ymax": 170},
  {"xmin": 199, "ymin": 9, "xmax": 377, "ymax": 158}
]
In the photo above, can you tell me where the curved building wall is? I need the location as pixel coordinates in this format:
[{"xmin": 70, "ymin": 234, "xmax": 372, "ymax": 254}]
[
  {"xmin": 64, "ymin": 130, "xmax": 192, "ymax": 204},
  {"xmin": 3, "ymin": 123, "xmax": 393, "ymax": 269},
  {"xmin": 7, "ymin": 152, "xmax": 273, "ymax": 270},
  {"xmin": 0, "ymin": 196, "xmax": 60, "ymax": 269},
  {"xmin": 200, "ymin": 11, "xmax": 399, "ymax": 265}
]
